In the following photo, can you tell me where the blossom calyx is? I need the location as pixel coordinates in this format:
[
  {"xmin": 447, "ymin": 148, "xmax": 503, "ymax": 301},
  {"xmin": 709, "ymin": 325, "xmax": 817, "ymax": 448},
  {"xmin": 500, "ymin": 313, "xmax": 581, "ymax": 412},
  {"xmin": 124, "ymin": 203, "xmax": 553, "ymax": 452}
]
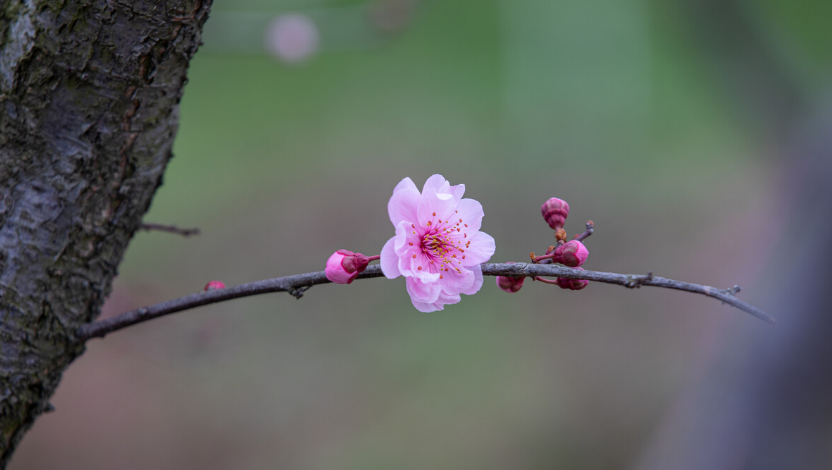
[
  {"xmin": 552, "ymin": 240, "xmax": 589, "ymax": 267},
  {"xmin": 556, "ymin": 268, "xmax": 589, "ymax": 290},
  {"xmin": 326, "ymin": 249, "xmax": 370, "ymax": 284},
  {"xmin": 541, "ymin": 197, "xmax": 570, "ymax": 230}
]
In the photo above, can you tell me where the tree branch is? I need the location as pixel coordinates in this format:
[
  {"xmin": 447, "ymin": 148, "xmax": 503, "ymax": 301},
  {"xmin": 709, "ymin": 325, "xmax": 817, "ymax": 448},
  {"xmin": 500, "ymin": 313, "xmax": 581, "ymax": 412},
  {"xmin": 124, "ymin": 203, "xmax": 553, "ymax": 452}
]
[
  {"xmin": 77, "ymin": 263, "xmax": 772, "ymax": 340},
  {"xmin": 574, "ymin": 221, "xmax": 595, "ymax": 242},
  {"xmin": 139, "ymin": 223, "xmax": 201, "ymax": 237}
]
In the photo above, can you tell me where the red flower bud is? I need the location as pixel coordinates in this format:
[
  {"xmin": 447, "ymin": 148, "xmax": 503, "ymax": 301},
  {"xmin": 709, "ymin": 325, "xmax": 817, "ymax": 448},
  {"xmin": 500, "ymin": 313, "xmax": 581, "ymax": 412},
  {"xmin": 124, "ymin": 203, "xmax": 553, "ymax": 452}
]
[
  {"xmin": 555, "ymin": 268, "xmax": 589, "ymax": 290},
  {"xmin": 541, "ymin": 197, "xmax": 570, "ymax": 230},
  {"xmin": 495, "ymin": 262, "xmax": 524, "ymax": 293},
  {"xmin": 325, "ymin": 249, "xmax": 370, "ymax": 284},
  {"xmin": 496, "ymin": 276, "xmax": 525, "ymax": 293},
  {"xmin": 552, "ymin": 240, "xmax": 589, "ymax": 267},
  {"xmin": 204, "ymin": 281, "xmax": 226, "ymax": 291}
]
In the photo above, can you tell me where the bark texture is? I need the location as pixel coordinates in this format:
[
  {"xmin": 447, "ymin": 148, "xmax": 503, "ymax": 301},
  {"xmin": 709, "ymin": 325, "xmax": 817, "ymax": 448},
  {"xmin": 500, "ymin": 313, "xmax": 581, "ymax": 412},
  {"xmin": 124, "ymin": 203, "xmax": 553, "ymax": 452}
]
[{"xmin": 0, "ymin": 0, "xmax": 212, "ymax": 465}]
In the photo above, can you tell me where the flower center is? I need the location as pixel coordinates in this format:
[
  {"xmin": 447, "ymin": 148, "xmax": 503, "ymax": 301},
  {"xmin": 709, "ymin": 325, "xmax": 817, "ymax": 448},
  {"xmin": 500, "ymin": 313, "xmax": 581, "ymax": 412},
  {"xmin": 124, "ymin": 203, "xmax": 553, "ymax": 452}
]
[{"xmin": 419, "ymin": 213, "xmax": 472, "ymax": 274}]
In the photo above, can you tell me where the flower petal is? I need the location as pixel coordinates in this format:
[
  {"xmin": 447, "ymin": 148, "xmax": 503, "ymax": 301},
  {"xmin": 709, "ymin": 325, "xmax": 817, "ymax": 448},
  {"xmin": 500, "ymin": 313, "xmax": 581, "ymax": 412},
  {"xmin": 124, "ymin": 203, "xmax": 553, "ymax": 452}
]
[
  {"xmin": 410, "ymin": 290, "xmax": 462, "ymax": 313},
  {"xmin": 392, "ymin": 221, "xmax": 421, "ymax": 253},
  {"xmin": 455, "ymin": 198, "xmax": 484, "ymax": 232},
  {"xmin": 433, "ymin": 291, "xmax": 462, "ymax": 310},
  {"xmin": 425, "ymin": 175, "xmax": 464, "ymax": 201},
  {"xmin": 380, "ymin": 236, "xmax": 400, "ymax": 279},
  {"xmin": 411, "ymin": 298, "xmax": 442, "ymax": 313},
  {"xmin": 422, "ymin": 174, "xmax": 448, "ymax": 194},
  {"xmin": 409, "ymin": 251, "xmax": 440, "ymax": 282},
  {"xmin": 449, "ymin": 183, "xmax": 465, "ymax": 202},
  {"xmin": 461, "ymin": 264, "xmax": 484, "ymax": 295},
  {"xmin": 417, "ymin": 189, "xmax": 457, "ymax": 227},
  {"xmin": 438, "ymin": 266, "xmax": 475, "ymax": 295},
  {"xmin": 393, "ymin": 177, "xmax": 419, "ymax": 196},
  {"xmin": 461, "ymin": 231, "xmax": 495, "ymax": 266},
  {"xmin": 388, "ymin": 178, "xmax": 421, "ymax": 225},
  {"xmin": 406, "ymin": 276, "xmax": 441, "ymax": 303},
  {"xmin": 393, "ymin": 222, "xmax": 417, "ymax": 277}
]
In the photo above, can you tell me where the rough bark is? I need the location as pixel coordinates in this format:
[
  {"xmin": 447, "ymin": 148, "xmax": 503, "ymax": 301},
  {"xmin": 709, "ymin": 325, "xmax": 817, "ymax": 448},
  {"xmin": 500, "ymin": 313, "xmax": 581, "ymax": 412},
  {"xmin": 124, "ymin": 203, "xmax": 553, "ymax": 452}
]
[{"xmin": 0, "ymin": 0, "xmax": 212, "ymax": 466}]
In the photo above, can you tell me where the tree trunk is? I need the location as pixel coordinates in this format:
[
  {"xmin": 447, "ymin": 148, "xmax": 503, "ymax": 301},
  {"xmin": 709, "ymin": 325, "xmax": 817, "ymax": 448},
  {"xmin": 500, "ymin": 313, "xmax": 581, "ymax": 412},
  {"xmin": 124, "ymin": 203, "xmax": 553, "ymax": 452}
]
[{"xmin": 0, "ymin": 0, "xmax": 212, "ymax": 466}]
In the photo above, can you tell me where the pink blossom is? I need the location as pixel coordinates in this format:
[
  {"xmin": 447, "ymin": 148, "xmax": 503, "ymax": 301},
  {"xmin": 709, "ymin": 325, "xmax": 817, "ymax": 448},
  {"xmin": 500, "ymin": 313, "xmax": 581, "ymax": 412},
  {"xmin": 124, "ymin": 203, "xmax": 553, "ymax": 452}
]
[
  {"xmin": 553, "ymin": 240, "xmax": 589, "ymax": 267},
  {"xmin": 326, "ymin": 249, "xmax": 370, "ymax": 284},
  {"xmin": 381, "ymin": 175, "xmax": 496, "ymax": 312}
]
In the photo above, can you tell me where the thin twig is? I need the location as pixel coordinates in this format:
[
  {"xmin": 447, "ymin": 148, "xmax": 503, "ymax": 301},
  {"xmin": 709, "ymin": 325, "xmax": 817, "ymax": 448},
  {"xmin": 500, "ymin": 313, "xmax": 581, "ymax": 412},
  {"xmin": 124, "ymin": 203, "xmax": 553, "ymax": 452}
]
[
  {"xmin": 574, "ymin": 221, "xmax": 594, "ymax": 242},
  {"xmin": 139, "ymin": 223, "xmax": 201, "ymax": 237},
  {"xmin": 76, "ymin": 263, "xmax": 773, "ymax": 341}
]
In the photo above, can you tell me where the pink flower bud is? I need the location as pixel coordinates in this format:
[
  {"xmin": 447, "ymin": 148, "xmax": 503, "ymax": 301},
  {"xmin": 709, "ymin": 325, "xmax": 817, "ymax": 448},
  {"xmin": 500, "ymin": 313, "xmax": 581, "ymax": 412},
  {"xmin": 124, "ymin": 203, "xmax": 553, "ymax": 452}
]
[
  {"xmin": 556, "ymin": 267, "xmax": 589, "ymax": 290},
  {"xmin": 496, "ymin": 276, "xmax": 525, "ymax": 293},
  {"xmin": 204, "ymin": 281, "xmax": 226, "ymax": 291},
  {"xmin": 325, "ymin": 249, "xmax": 370, "ymax": 284},
  {"xmin": 552, "ymin": 240, "xmax": 589, "ymax": 267},
  {"xmin": 541, "ymin": 197, "xmax": 570, "ymax": 230}
]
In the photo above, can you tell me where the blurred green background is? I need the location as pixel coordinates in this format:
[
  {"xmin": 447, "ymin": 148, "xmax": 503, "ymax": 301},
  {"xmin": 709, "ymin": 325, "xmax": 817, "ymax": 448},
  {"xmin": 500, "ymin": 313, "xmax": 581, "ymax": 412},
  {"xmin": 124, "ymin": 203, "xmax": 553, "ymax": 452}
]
[{"xmin": 12, "ymin": 0, "xmax": 831, "ymax": 468}]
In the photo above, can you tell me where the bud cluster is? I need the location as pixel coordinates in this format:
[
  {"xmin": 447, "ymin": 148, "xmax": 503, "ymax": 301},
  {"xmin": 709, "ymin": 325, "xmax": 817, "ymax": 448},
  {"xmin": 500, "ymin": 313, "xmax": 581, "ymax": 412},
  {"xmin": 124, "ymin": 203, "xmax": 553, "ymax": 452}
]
[
  {"xmin": 542, "ymin": 197, "xmax": 591, "ymax": 290},
  {"xmin": 496, "ymin": 197, "xmax": 593, "ymax": 294}
]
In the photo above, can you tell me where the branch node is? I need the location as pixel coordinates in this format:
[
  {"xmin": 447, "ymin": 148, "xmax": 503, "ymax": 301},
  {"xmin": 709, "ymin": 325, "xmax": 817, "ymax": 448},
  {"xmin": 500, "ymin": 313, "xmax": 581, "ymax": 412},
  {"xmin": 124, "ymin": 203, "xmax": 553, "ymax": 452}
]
[
  {"xmin": 721, "ymin": 285, "xmax": 742, "ymax": 296},
  {"xmin": 290, "ymin": 286, "xmax": 310, "ymax": 299},
  {"xmin": 625, "ymin": 272, "xmax": 653, "ymax": 289}
]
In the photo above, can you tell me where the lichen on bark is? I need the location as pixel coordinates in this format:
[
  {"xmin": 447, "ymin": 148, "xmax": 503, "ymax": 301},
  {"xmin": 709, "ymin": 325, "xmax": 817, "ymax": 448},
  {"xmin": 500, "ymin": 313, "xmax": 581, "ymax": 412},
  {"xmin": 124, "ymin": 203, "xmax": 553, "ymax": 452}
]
[{"xmin": 0, "ymin": 0, "xmax": 213, "ymax": 466}]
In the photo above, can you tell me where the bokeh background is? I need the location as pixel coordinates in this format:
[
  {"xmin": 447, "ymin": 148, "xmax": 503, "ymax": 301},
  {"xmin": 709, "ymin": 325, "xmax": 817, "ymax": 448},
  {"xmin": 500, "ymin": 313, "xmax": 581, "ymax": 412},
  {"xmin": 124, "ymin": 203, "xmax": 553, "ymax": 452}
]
[{"xmin": 12, "ymin": 0, "xmax": 832, "ymax": 469}]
